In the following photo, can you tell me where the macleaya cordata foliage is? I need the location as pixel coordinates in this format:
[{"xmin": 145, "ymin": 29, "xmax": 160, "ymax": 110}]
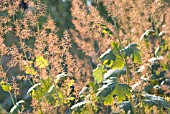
[
  {"xmin": 70, "ymin": 0, "xmax": 170, "ymax": 114},
  {"xmin": 0, "ymin": 0, "xmax": 170, "ymax": 114},
  {"xmin": 0, "ymin": 0, "xmax": 85, "ymax": 113}
]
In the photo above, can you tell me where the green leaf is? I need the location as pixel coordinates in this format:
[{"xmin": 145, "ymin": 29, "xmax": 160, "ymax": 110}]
[
  {"xmin": 24, "ymin": 61, "xmax": 36, "ymax": 75},
  {"xmin": 99, "ymin": 49, "xmax": 115, "ymax": 62},
  {"xmin": 140, "ymin": 29, "xmax": 155, "ymax": 41},
  {"xmin": 55, "ymin": 72, "xmax": 70, "ymax": 83},
  {"xmin": 57, "ymin": 90, "xmax": 64, "ymax": 99},
  {"xmin": 104, "ymin": 67, "xmax": 126, "ymax": 80},
  {"xmin": 121, "ymin": 43, "xmax": 141, "ymax": 64},
  {"xmin": 88, "ymin": 82, "xmax": 99, "ymax": 93},
  {"xmin": 119, "ymin": 101, "xmax": 133, "ymax": 113},
  {"xmin": 112, "ymin": 55, "xmax": 124, "ymax": 69},
  {"xmin": 71, "ymin": 101, "xmax": 91, "ymax": 110},
  {"xmin": 99, "ymin": 24, "xmax": 113, "ymax": 36},
  {"xmin": 0, "ymin": 81, "xmax": 12, "ymax": 92},
  {"xmin": 67, "ymin": 79, "xmax": 75, "ymax": 87},
  {"xmin": 27, "ymin": 83, "xmax": 41, "ymax": 95},
  {"xmin": 142, "ymin": 93, "xmax": 170, "ymax": 108},
  {"xmin": 10, "ymin": 100, "xmax": 25, "ymax": 114},
  {"xmin": 24, "ymin": 66, "xmax": 36, "ymax": 75},
  {"xmin": 111, "ymin": 42, "xmax": 121, "ymax": 55},
  {"xmin": 121, "ymin": 43, "xmax": 139, "ymax": 57},
  {"xmin": 113, "ymin": 84, "xmax": 131, "ymax": 102},
  {"xmin": 104, "ymin": 93, "xmax": 114, "ymax": 105},
  {"xmin": 155, "ymin": 46, "xmax": 160, "ymax": 56},
  {"xmin": 93, "ymin": 65, "xmax": 105, "ymax": 83},
  {"xmin": 133, "ymin": 51, "xmax": 142, "ymax": 64},
  {"xmin": 36, "ymin": 56, "xmax": 48, "ymax": 68},
  {"xmin": 97, "ymin": 77, "xmax": 118, "ymax": 98}
]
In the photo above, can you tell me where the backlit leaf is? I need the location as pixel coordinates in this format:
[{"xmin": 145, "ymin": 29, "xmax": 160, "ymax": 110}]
[
  {"xmin": 68, "ymin": 97, "xmax": 75, "ymax": 101},
  {"xmin": 99, "ymin": 49, "xmax": 115, "ymax": 62},
  {"xmin": 0, "ymin": 81, "xmax": 12, "ymax": 92},
  {"xmin": 67, "ymin": 79, "xmax": 75, "ymax": 87},
  {"xmin": 97, "ymin": 77, "xmax": 118, "ymax": 98},
  {"xmin": 104, "ymin": 67, "xmax": 126, "ymax": 80},
  {"xmin": 121, "ymin": 43, "xmax": 141, "ymax": 63},
  {"xmin": 113, "ymin": 84, "xmax": 131, "ymax": 102},
  {"xmin": 104, "ymin": 93, "xmax": 114, "ymax": 105},
  {"xmin": 133, "ymin": 51, "xmax": 142, "ymax": 64},
  {"xmin": 71, "ymin": 101, "xmax": 91, "ymax": 109},
  {"xmin": 99, "ymin": 24, "xmax": 113, "ymax": 36},
  {"xmin": 112, "ymin": 55, "xmax": 124, "ymax": 69},
  {"xmin": 111, "ymin": 42, "xmax": 121, "ymax": 55},
  {"xmin": 142, "ymin": 93, "xmax": 170, "ymax": 108},
  {"xmin": 24, "ymin": 66, "xmax": 36, "ymax": 75},
  {"xmin": 93, "ymin": 65, "xmax": 105, "ymax": 83},
  {"xmin": 27, "ymin": 83, "xmax": 41, "ymax": 95},
  {"xmin": 140, "ymin": 29, "xmax": 155, "ymax": 41},
  {"xmin": 10, "ymin": 100, "xmax": 25, "ymax": 114},
  {"xmin": 36, "ymin": 56, "xmax": 48, "ymax": 68}
]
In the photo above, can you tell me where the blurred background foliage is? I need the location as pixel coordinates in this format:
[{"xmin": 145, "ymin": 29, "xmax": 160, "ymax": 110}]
[{"xmin": 42, "ymin": 0, "xmax": 73, "ymax": 38}]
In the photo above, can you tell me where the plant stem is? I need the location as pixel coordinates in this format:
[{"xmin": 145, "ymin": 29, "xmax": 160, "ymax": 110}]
[
  {"xmin": 9, "ymin": 91, "xmax": 15, "ymax": 106},
  {"xmin": 113, "ymin": 16, "xmax": 136, "ymax": 114},
  {"xmin": 46, "ymin": 67, "xmax": 61, "ymax": 104},
  {"xmin": 113, "ymin": 16, "xmax": 123, "ymax": 50},
  {"xmin": 124, "ymin": 59, "xmax": 130, "ymax": 85},
  {"xmin": 124, "ymin": 59, "xmax": 136, "ymax": 114}
]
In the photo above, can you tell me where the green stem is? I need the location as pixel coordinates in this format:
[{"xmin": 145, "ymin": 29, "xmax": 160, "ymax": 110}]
[
  {"xmin": 46, "ymin": 67, "xmax": 61, "ymax": 104},
  {"xmin": 115, "ymin": 25, "xmax": 123, "ymax": 49},
  {"xmin": 113, "ymin": 17, "xmax": 123, "ymax": 50},
  {"xmin": 124, "ymin": 59, "xmax": 130, "ymax": 85},
  {"xmin": 124, "ymin": 59, "xmax": 136, "ymax": 114},
  {"xmin": 9, "ymin": 91, "xmax": 15, "ymax": 106},
  {"xmin": 28, "ymin": 78, "xmax": 34, "ymax": 85}
]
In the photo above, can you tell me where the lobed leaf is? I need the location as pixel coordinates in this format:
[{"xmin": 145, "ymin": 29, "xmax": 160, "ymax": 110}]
[
  {"xmin": 27, "ymin": 83, "xmax": 41, "ymax": 95},
  {"xmin": 121, "ymin": 43, "xmax": 141, "ymax": 63},
  {"xmin": 140, "ymin": 29, "xmax": 155, "ymax": 41},
  {"xmin": 142, "ymin": 93, "xmax": 170, "ymax": 108},
  {"xmin": 113, "ymin": 84, "xmax": 131, "ymax": 102},
  {"xmin": 112, "ymin": 55, "xmax": 124, "ymax": 69},
  {"xmin": 99, "ymin": 24, "xmax": 113, "ymax": 36},
  {"xmin": 119, "ymin": 101, "xmax": 133, "ymax": 113},
  {"xmin": 71, "ymin": 101, "xmax": 91, "ymax": 110},
  {"xmin": 24, "ymin": 66, "xmax": 36, "ymax": 75},
  {"xmin": 10, "ymin": 100, "xmax": 25, "ymax": 114},
  {"xmin": 93, "ymin": 65, "xmax": 105, "ymax": 83},
  {"xmin": 97, "ymin": 77, "xmax": 118, "ymax": 98},
  {"xmin": 0, "ymin": 81, "xmax": 12, "ymax": 92},
  {"xmin": 99, "ymin": 49, "xmax": 115, "ymax": 62},
  {"xmin": 104, "ymin": 66, "xmax": 126, "ymax": 80},
  {"xmin": 36, "ymin": 56, "xmax": 48, "ymax": 68},
  {"xmin": 104, "ymin": 93, "xmax": 114, "ymax": 105}
]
